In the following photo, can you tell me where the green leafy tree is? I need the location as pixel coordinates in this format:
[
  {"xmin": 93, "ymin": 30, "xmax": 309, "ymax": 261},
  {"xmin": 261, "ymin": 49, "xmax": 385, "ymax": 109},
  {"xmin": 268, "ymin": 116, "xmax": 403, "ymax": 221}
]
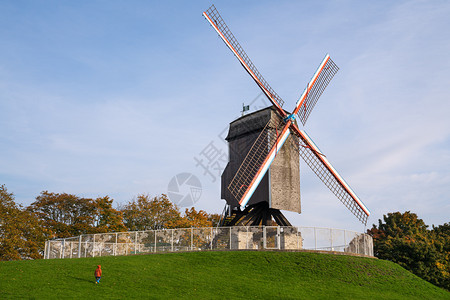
[
  {"xmin": 431, "ymin": 223, "xmax": 450, "ymax": 289},
  {"xmin": 369, "ymin": 211, "xmax": 449, "ymax": 291}
]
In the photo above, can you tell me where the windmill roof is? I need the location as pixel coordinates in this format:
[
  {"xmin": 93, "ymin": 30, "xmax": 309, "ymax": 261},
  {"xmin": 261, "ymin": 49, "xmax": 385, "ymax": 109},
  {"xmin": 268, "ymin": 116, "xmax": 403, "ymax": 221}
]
[{"xmin": 226, "ymin": 106, "xmax": 289, "ymax": 141}]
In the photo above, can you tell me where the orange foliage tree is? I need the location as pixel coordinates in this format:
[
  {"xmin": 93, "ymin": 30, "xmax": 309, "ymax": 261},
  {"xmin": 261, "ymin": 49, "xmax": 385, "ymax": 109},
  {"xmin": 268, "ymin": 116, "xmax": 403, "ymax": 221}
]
[
  {"xmin": 121, "ymin": 194, "xmax": 182, "ymax": 231},
  {"xmin": 0, "ymin": 185, "xmax": 48, "ymax": 260},
  {"xmin": 168, "ymin": 207, "xmax": 217, "ymax": 228},
  {"xmin": 94, "ymin": 196, "xmax": 127, "ymax": 232},
  {"xmin": 121, "ymin": 194, "xmax": 222, "ymax": 230}
]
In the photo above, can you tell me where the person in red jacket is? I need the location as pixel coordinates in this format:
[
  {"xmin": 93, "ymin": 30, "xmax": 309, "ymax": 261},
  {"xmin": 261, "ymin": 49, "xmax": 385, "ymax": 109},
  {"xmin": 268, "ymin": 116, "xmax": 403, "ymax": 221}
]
[{"xmin": 94, "ymin": 265, "xmax": 102, "ymax": 284}]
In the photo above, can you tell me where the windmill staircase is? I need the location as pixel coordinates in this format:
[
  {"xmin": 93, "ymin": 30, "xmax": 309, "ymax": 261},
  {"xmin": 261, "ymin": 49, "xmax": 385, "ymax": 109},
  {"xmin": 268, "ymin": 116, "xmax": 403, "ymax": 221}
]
[{"xmin": 219, "ymin": 202, "xmax": 292, "ymax": 227}]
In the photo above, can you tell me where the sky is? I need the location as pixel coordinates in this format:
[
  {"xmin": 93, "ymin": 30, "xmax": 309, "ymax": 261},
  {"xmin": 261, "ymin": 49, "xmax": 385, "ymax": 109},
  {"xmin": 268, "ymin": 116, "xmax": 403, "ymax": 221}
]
[{"xmin": 1, "ymin": 0, "xmax": 449, "ymax": 232}]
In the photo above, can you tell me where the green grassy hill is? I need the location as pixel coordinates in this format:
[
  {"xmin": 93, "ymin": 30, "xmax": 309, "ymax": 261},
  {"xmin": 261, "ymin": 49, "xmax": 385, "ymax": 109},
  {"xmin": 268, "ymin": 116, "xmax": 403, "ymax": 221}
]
[{"xmin": 1, "ymin": 251, "xmax": 449, "ymax": 299}]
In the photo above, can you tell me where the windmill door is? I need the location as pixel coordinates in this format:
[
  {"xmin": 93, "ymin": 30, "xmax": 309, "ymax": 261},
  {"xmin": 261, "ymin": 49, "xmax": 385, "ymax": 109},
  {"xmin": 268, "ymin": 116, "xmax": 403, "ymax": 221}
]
[{"xmin": 263, "ymin": 226, "xmax": 280, "ymax": 249}]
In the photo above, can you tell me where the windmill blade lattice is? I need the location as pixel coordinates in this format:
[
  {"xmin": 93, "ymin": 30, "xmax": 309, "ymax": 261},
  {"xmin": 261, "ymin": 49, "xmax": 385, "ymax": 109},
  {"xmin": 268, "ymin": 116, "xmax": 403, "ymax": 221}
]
[
  {"xmin": 296, "ymin": 130, "xmax": 370, "ymax": 225},
  {"xmin": 296, "ymin": 57, "xmax": 339, "ymax": 125},
  {"xmin": 203, "ymin": 5, "xmax": 284, "ymax": 109}
]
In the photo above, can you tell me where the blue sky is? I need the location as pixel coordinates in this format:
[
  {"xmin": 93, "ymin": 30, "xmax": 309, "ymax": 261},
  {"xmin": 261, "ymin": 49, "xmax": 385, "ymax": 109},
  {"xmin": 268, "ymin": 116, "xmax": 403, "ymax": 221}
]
[{"xmin": 1, "ymin": 0, "xmax": 449, "ymax": 232}]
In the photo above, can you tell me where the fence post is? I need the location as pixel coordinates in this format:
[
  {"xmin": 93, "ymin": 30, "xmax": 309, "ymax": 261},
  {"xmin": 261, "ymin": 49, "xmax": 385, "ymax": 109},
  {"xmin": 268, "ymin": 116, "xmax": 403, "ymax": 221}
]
[
  {"xmin": 229, "ymin": 227, "xmax": 232, "ymax": 250},
  {"xmin": 191, "ymin": 228, "xmax": 194, "ymax": 251},
  {"xmin": 356, "ymin": 234, "xmax": 359, "ymax": 254},
  {"xmin": 330, "ymin": 228, "xmax": 333, "ymax": 251},
  {"xmin": 114, "ymin": 233, "xmax": 118, "ymax": 256},
  {"xmin": 263, "ymin": 226, "xmax": 266, "ymax": 249},
  {"xmin": 135, "ymin": 231, "xmax": 138, "ymax": 254},
  {"xmin": 246, "ymin": 227, "xmax": 249, "ymax": 250},
  {"xmin": 154, "ymin": 230, "xmax": 157, "ymax": 252},
  {"xmin": 210, "ymin": 227, "xmax": 213, "ymax": 250},
  {"xmin": 344, "ymin": 230, "xmax": 346, "ymax": 250},
  {"xmin": 60, "ymin": 240, "xmax": 64, "ymax": 259},
  {"xmin": 363, "ymin": 234, "xmax": 366, "ymax": 255},
  {"xmin": 314, "ymin": 227, "xmax": 317, "ymax": 250},
  {"xmin": 78, "ymin": 235, "xmax": 82, "ymax": 258},
  {"xmin": 277, "ymin": 227, "xmax": 281, "ymax": 250},
  {"xmin": 93, "ymin": 234, "xmax": 96, "ymax": 257}
]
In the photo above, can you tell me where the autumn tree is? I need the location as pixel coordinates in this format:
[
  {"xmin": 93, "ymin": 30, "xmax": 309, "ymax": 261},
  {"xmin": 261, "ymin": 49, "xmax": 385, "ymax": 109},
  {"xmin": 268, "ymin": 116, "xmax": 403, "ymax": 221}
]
[
  {"xmin": 0, "ymin": 185, "xmax": 47, "ymax": 260},
  {"xmin": 28, "ymin": 191, "xmax": 125, "ymax": 238},
  {"xmin": 168, "ymin": 207, "xmax": 216, "ymax": 228},
  {"xmin": 28, "ymin": 191, "xmax": 95, "ymax": 238},
  {"xmin": 93, "ymin": 196, "xmax": 126, "ymax": 233},
  {"xmin": 121, "ymin": 194, "xmax": 182, "ymax": 230},
  {"xmin": 207, "ymin": 213, "xmax": 221, "ymax": 227}
]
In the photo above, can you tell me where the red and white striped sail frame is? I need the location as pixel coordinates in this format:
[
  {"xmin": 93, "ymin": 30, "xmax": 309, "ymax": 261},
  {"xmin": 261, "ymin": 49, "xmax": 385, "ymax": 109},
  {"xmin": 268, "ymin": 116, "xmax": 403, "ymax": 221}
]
[
  {"xmin": 297, "ymin": 129, "xmax": 371, "ymax": 216},
  {"xmin": 238, "ymin": 122, "xmax": 292, "ymax": 209},
  {"xmin": 203, "ymin": 8, "xmax": 285, "ymax": 117},
  {"xmin": 293, "ymin": 54, "xmax": 330, "ymax": 116}
]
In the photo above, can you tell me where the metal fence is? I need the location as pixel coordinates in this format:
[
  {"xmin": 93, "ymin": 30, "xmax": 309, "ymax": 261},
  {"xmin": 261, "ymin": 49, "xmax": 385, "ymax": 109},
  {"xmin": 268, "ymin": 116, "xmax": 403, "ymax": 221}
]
[{"xmin": 44, "ymin": 226, "xmax": 373, "ymax": 259}]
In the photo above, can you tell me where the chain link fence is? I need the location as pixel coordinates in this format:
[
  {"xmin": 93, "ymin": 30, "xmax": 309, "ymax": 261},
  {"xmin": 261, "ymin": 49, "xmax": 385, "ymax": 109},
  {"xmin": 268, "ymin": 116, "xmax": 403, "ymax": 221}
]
[{"xmin": 44, "ymin": 226, "xmax": 373, "ymax": 259}]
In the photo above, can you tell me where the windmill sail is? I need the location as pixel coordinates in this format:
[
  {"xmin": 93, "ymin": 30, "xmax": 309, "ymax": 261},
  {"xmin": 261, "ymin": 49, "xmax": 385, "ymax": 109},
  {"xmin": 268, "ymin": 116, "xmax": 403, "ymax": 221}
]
[
  {"xmin": 205, "ymin": 5, "xmax": 370, "ymax": 225},
  {"xmin": 203, "ymin": 5, "xmax": 285, "ymax": 111},
  {"xmin": 294, "ymin": 55, "xmax": 339, "ymax": 125},
  {"xmin": 296, "ymin": 130, "xmax": 370, "ymax": 224}
]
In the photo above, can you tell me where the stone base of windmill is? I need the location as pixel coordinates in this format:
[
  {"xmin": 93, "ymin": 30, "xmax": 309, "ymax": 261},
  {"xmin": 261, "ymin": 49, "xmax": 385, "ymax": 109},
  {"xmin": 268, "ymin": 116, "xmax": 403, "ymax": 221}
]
[{"xmin": 230, "ymin": 227, "xmax": 303, "ymax": 250}]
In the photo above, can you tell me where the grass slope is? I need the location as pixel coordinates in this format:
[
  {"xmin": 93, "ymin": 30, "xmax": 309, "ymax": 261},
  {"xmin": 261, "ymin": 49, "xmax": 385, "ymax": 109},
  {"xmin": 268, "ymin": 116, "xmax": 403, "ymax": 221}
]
[{"xmin": 1, "ymin": 251, "xmax": 449, "ymax": 299}]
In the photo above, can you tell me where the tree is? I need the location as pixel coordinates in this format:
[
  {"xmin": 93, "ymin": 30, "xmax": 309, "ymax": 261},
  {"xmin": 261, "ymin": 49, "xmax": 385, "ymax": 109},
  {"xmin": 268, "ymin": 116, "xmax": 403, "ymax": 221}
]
[
  {"xmin": 93, "ymin": 196, "xmax": 126, "ymax": 233},
  {"xmin": 121, "ymin": 194, "xmax": 182, "ymax": 231},
  {"xmin": 368, "ymin": 211, "xmax": 449, "ymax": 291},
  {"xmin": 28, "ymin": 191, "xmax": 126, "ymax": 238},
  {"xmin": 121, "ymin": 194, "xmax": 224, "ymax": 230},
  {"xmin": 207, "ymin": 213, "xmax": 221, "ymax": 227},
  {"xmin": 168, "ymin": 207, "xmax": 216, "ymax": 228},
  {"xmin": 28, "ymin": 191, "xmax": 96, "ymax": 238},
  {"xmin": 0, "ymin": 185, "xmax": 47, "ymax": 260},
  {"xmin": 431, "ymin": 223, "xmax": 450, "ymax": 289}
]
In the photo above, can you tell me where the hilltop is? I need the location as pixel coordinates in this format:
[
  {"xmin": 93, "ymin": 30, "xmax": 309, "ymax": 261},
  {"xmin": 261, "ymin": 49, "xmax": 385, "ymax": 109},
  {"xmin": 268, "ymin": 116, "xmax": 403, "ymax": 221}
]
[{"xmin": 1, "ymin": 251, "xmax": 449, "ymax": 299}]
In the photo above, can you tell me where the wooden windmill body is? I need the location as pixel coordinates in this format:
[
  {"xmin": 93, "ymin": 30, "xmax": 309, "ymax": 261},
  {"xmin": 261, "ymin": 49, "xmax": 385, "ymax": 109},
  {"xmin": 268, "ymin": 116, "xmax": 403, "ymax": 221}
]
[{"xmin": 221, "ymin": 107, "xmax": 301, "ymax": 225}]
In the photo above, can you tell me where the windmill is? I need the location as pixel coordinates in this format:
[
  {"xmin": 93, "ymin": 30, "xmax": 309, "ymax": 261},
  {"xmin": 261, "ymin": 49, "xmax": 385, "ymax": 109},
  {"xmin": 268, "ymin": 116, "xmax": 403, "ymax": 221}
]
[{"xmin": 203, "ymin": 5, "xmax": 370, "ymax": 226}]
